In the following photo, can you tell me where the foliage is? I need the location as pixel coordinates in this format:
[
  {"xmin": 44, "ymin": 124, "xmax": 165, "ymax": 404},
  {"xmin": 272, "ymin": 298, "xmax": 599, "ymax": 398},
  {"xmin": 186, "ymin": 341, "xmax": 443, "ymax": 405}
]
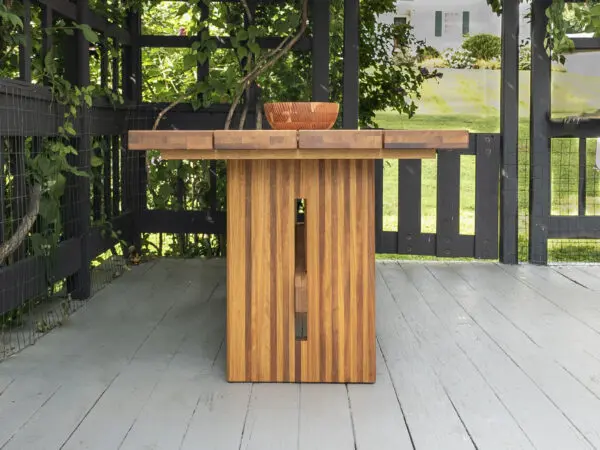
[
  {"xmin": 443, "ymin": 48, "xmax": 476, "ymax": 69},
  {"xmin": 462, "ymin": 33, "xmax": 502, "ymax": 61},
  {"xmin": 474, "ymin": 58, "xmax": 501, "ymax": 70},
  {"xmin": 486, "ymin": 0, "xmax": 600, "ymax": 63},
  {"xmin": 519, "ymin": 39, "xmax": 532, "ymax": 70},
  {"xmin": 332, "ymin": 0, "xmax": 442, "ymax": 128},
  {"xmin": 416, "ymin": 45, "xmax": 441, "ymax": 62}
]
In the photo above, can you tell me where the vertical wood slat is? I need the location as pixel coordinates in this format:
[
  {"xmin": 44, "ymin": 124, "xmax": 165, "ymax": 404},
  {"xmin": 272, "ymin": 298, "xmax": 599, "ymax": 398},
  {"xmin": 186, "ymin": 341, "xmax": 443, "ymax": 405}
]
[
  {"xmin": 112, "ymin": 136, "xmax": 120, "ymax": 216},
  {"xmin": 19, "ymin": 0, "xmax": 32, "ymax": 83},
  {"xmin": 436, "ymin": 151, "xmax": 461, "ymax": 257},
  {"xmin": 374, "ymin": 159, "xmax": 383, "ymax": 253},
  {"xmin": 579, "ymin": 138, "xmax": 587, "ymax": 217},
  {"xmin": 529, "ymin": 0, "xmax": 552, "ymax": 265},
  {"xmin": 0, "ymin": 138, "xmax": 4, "ymax": 244},
  {"xmin": 342, "ymin": 0, "xmax": 359, "ymax": 129},
  {"xmin": 500, "ymin": 0, "xmax": 520, "ymax": 264},
  {"xmin": 103, "ymin": 137, "xmax": 112, "ymax": 219},
  {"xmin": 311, "ymin": 0, "xmax": 330, "ymax": 102},
  {"xmin": 227, "ymin": 160, "xmax": 375, "ymax": 383},
  {"xmin": 475, "ymin": 134, "xmax": 501, "ymax": 259},
  {"xmin": 397, "ymin": 160, "xmax": 423, "ymax": 254},
  {"xmin": 9, "ymin": 139, "xmax": 27, "ymax": 261},
  {"xmin": 64, "ymin": 0, "xmax": 92, "ymax": 298}
]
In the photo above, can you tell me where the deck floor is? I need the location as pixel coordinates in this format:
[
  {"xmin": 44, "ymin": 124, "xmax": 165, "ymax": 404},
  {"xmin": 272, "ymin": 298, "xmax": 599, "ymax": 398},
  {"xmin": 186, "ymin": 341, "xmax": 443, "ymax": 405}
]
[{"xmin": 1, "ymin": 259, "xmax": 600, "ymax": 449}]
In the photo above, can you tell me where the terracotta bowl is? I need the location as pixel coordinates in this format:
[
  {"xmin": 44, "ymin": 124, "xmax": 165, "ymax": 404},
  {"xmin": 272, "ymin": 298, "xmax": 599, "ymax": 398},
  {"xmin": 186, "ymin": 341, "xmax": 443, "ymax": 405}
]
[{"xmin": 264, "ymin": 102, "xmax": 339, "ymax": 130}]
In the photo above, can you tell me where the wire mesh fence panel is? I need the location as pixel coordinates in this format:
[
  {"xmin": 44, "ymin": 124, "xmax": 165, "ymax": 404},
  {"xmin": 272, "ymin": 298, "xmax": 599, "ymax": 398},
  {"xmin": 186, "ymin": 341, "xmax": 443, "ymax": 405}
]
[{"xmin": 0, "ymin": 80, "xmax": 131, "ymax": 360}]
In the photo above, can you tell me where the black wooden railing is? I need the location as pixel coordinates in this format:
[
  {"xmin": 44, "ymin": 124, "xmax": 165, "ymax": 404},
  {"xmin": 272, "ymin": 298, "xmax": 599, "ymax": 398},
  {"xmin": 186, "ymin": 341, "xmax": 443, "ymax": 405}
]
[{"xmin": 375, "ymin": 133, "xmax": 502, "ymax": 259}]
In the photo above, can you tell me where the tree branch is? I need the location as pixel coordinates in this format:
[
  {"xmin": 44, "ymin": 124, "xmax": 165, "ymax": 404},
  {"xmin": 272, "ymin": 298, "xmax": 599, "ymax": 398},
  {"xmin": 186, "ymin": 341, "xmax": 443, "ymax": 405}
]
[
  {"xmin": 225, "ymin": 0, "xmax": 309, "ymax": 128},
  {"xmin": 0, "ymin": 183, "xmax": 42, "ymax": 264}
]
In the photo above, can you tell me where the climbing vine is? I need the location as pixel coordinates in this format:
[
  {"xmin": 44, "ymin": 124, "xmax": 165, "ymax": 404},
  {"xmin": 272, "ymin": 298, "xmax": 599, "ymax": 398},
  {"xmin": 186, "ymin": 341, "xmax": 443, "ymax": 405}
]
[{"xmin": 487, "ymin": 0, "xmax": 600, "ymax": 63}]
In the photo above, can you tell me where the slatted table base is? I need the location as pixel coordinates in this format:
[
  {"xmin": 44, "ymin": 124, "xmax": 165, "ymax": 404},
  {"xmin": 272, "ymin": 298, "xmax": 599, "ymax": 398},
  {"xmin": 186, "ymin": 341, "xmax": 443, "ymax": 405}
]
[{"xmin": 226, "ymin": 159, "xmax": 376, "ymax": 383}]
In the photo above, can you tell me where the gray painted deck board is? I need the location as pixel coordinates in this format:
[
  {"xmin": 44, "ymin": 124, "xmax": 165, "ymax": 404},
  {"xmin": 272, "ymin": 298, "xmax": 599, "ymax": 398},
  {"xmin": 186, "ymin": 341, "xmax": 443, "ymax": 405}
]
[{"xmin": 2, "ymin": 259, "xmax": 600, "ymax": 449}]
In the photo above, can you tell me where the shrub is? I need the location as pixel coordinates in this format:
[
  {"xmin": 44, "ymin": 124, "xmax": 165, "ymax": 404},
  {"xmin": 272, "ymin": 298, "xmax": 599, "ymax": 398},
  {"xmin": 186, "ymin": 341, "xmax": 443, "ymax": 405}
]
[
  {"xmin": 416, "ymin": 45, "xmax": 441, "ymax": 62},
  {"xmin": 421, "ymin": 57, "xmax": 449, "ymax": 69},
  {"xmin": 519, "ymin": 43, "xmax": 532, "ymax": 70},
  {"xmin": 462, "ymin": 34, "xmax": 502, "ymax": 60},
  {"xmin": 474, "ymin": 58, "xmax": 501, "ymax": 70},
  {"xmin": 443, "ymin": 48, "xmax": 476, "ymax": 69}
]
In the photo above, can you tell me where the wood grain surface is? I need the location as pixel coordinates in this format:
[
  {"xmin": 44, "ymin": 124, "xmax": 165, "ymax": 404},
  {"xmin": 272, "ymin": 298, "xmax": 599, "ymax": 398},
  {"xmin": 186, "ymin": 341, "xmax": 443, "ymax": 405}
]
[
  {"xmin": 213, "ymin": 130, "xmax": 297, "ymax": 149},
  {"xmin": 156, "ymin": 148, "xmax": 436, "ymax": 160},
  {"xmin": 128, "ymin": 130, "xmax": 213, "ymax": 150},
  {"xmin": 226, "ymin": 160, "xmax": 376, "ymax": 383},
  {"xmin": 298, "ymin": 130, "xmax": 382, "ymax": 149},
  {"xmin": 384, "ymin": 130, "xmax": 469, "ymax": 149}
]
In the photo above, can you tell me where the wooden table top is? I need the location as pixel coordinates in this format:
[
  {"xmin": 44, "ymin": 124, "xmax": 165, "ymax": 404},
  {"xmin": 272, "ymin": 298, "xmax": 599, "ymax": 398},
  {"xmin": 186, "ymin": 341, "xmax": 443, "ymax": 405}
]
[{"xmin": 127, "ymin": 129, "xmax": 469, "ymax": 160}]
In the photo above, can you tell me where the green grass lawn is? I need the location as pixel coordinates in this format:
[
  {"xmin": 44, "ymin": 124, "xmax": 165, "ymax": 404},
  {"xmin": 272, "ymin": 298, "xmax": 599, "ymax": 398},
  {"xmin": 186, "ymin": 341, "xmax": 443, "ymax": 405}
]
[{"xmin": 374, "ymin": 76, "xmax": 600, "ymax": 262}]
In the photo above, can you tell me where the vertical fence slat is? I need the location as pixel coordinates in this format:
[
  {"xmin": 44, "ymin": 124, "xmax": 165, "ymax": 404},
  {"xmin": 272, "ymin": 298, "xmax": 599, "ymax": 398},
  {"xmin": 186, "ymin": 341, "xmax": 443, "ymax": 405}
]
[
  {"xmin": 104, "ymin": 138, "xmax": 112, "ymax": 219},
  {"xmin": 342, "ymin": 0, "xmax": 359, "ymax": 129},
  {"xmin": 112, "ymin": 136, "xmax": 120, "ymax": 216},
  {"xmin": 578, "ymin": 138, "xmax": 587, "ymax": 217},
  {"xmin": 0, "ymin": 138, "xmax": 5, "ymax": 245},
  {"xmin": 19, "ymin": 0, "xmax": 32, "ymax": 83},
  {"xmin": 436, "ymin": 151, "xmax": 461, "ymax": 257},
  {"xmin": 397, "ymin": 160, "xmax": 423, "ymax": 254},
  {"xmin": 475, "ymin": 134, "xmax": 501, "ymax": 259},
  {"xmin": 311, "ymin": 0, "xmax": 330, "ymax": 102},
  {"xmin": 374, "ymin": 159, "xmax": 383, "ymax": 253},
  {"xmin": 64, "ymin": 0, "xmax": 92, "ymax": 298},
  {"xmin": 9, "ymin": 138, "xmax": 27, "ymax": 262},
  {"xmin": 529, "ymin": 0, "xmax": 552, "ymax": 265},
  {"xmin": 500, "ymin": 0, "xmax": 520, "ymax": 264}
]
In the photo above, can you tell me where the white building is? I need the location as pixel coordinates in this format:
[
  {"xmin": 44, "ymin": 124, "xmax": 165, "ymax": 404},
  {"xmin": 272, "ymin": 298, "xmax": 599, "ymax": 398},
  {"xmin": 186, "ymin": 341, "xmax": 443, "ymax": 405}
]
[
  {"xmin": 378, "ymin": 0, "xmax": 530, "ymax": 52},
  {"xmin": 378, "ymin": 1, "xmax": 600, "ymax": 76}
]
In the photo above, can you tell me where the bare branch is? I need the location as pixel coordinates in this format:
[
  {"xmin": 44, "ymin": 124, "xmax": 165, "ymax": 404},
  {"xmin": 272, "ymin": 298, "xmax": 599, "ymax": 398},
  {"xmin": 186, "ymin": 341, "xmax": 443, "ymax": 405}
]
[
  {"xmin": 226, "ymin": 0, "xmax": 309, "ymax": 128},
  {"xmin": 240, "ymin": 0, "xmax": 253, "ymax": 23},
  {"xmin": 238, "ymin": 87, "xmax": 250, "ymax": 130},
  {"xmin": 0, "ymin": 183, "xmax": 42, "ymax": 264}
]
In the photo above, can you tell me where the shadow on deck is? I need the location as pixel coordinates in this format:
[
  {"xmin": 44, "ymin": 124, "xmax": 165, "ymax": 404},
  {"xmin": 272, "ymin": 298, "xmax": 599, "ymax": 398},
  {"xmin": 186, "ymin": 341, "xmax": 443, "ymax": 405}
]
[{"xmin": 1, "ymin": 258, "xmax": 600, "ymax": 449}]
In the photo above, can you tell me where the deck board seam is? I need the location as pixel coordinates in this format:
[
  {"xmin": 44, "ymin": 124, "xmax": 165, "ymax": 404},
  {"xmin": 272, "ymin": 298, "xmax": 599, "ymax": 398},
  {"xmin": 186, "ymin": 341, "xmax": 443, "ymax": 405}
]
[
  {"xmin": 430, "ymin": 264, "xmax": 598, "ymax": 449},
  {"xmin": 1, "ymin": 384, "xmax": 62, "ymax": 450}
]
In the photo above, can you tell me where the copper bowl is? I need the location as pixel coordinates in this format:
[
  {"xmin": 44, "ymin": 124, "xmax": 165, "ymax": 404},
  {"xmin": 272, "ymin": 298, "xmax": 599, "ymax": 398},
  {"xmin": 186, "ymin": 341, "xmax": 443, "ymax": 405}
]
[{"xmin": 264, "ymin": 102, "xmax": 339, "ymax": 130}]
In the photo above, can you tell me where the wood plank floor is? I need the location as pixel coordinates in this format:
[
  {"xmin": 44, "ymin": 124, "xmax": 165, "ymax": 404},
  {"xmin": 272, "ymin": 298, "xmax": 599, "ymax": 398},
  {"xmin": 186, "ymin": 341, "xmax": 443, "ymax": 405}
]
[{"xmin": 1, "ymin": 259, "xmax": 600, "ymax": 449}]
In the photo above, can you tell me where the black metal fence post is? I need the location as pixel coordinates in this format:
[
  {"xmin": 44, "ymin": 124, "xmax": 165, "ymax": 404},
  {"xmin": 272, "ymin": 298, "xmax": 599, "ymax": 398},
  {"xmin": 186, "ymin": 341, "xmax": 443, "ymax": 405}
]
[
  {"xmin": 499, "ymin": 0, "xmax": 520, "ymax": 264},
  {"xmin": 529, "ymin": 0, "xmax": 552, "ymax": 265}
]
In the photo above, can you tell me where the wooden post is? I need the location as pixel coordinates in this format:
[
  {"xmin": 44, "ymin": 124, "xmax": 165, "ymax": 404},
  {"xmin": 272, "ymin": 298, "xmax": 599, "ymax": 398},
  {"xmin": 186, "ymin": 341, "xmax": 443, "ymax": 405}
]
[
  {"xmin": 311, "ymin": 0, "xmax": 330, "ymax": 102},
  {"xmin": 63, "ymin": 0, "xmax": 92, "ymax": 298},
  {"xmin": 342, "ymin": 0, "xmax": 359, "ymax": 129},
  {"xmin": 500, "ymin": 0, "xmax": 520, "ymax": 264},
  {"xmin": 529, "ymin": 0, "xmax": 552, "ymax": 264}
]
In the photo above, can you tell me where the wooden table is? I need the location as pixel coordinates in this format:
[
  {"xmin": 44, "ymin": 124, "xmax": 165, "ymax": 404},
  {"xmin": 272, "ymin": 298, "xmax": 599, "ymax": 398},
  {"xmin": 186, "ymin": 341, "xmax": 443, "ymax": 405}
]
[{"xmin": 128, "ymin": 129, "xmax": 469, "ymax": 383}]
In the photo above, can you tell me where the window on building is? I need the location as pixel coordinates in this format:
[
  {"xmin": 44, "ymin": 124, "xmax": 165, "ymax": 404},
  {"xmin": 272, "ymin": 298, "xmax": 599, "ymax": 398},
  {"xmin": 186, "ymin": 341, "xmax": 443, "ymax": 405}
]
[
  {"xmin": 462, "ymin": 11, "xmax": 470, "ymax": 35},
  {"xmin": 435, "ymin": 11, "xmax": 443, "ymax": 37},
  {"xmin": 393, "ymin": 16, "xmax": 409, "ymax": 49}
]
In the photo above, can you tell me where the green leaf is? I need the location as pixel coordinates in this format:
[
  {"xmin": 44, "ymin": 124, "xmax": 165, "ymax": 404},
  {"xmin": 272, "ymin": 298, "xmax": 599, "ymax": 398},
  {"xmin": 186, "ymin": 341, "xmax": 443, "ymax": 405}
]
[
  {"xmin": 237, "ymin": 29, "xmax": 248, "ymax": 41},
  {"xmin": 197, "ymin": 51, "xmax": 208, "ymax": 65},
  {"xmin": 237, "ymin": 46, "xmax": 248, "ymax": 59},
  {"xmin": 248, "ymin": 26, "xmax": 258, "ymax": 40},
  {"xmin": 30, "ymin": 233, "xmax": 49, "ymax": 256},
  {"xmin": 39, "ymin": 196, "xmax": 60, "ymax": 222},
  {"xmin": 91, "ymin": 155, "xmax": 104, "ymax": 167},
  {"xmin": 77, "ymin": 24, "xmax": 99, "ymax": 43},
  {"xmin": 248, "ymin": 42, "xmax": 261, "ymax": 55},
  {"xmin": 7, "ymin": 12, "xmax": 23, "ymax": 28},
  {"xmin": 183, "ymin": 53, "xmax": 197, "ymax": 70},
  {"xmin": 53, "ymin": 173, "xmax": 67, "ymax": 197}
]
